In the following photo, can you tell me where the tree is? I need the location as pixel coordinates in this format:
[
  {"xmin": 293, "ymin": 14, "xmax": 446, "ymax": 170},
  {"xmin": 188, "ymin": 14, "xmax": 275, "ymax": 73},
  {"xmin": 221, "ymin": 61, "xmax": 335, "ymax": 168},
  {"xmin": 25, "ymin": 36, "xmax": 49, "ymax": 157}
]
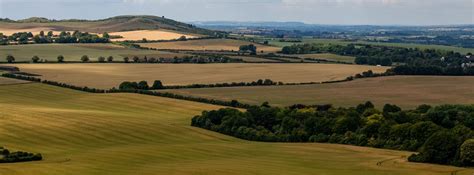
[
  {"xmin": 123, "ymin": 57, "xmax": 129, "ymax": 63},
  {"xmin": 57, "ymin": 55, "xmax": 64, "ymax": 63},
  {"xmin": 178, "ymin": 36, "xmax": 187, "ymax": 41},
  {"xmin": 107, "ymin": 56, "xmax": 114, "ymax": 62},
  {"xmin": 103, "ymin": 32, "xmax": 110, "ymax": 39},
  {"xmin": 39, "ymin": 31, "xmax": 45, "ymax": 37},
  {"xmin": 81, "ymin": 55, "xmax": 89, "ymax": 62},
  {"xmin": 31, "ymin": 56, "xmax": 40, "ymax": 63},
  {"xmin": 461, "ymin": 139, "xmax": 474, "ymax": 166},
  {"xmin": 408, "ymin": 131, "xmax": 461, "ymax": 164},
  {"xmin": 132, "ymin": 56, "xmax": 140, "ymax": 63},
  {"xmin": 47, "ymin": 31, "xmax": 53, "ymax": 37},
  {"xmin": 137, "ymin": 81, "xmax": 149, "ymax": 90},
  {"xmin": 151, "ymin": 80, "xmax": 164, "ymax": 89},
  {"xmin": 98, "ymin": 56, "xmax": 106, "ymax": 63},
  {"xmin": 6, "ymin": 55, "xmax": 15, "ymax": 63}
]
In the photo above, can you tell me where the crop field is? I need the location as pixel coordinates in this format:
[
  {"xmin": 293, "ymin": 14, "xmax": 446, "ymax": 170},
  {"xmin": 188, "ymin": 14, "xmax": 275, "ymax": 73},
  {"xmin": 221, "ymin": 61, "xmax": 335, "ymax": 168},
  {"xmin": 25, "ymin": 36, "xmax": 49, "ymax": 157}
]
[
  {"xmin": 0, "ymin": 83, "xmax": 471, "ymax": 175},
  {"xmin": 0, "ymin": 44, "xmax": 189, "ymax": 62},
  {"xmin": 139, "ymin": 39, "xmax": 281, "ymax": 53},
  {"xmin": 9, "ymin": 63, "xmax": 388, "ymax": 89},
  {"xmin": 162, "ymin": 76, "xmax": 474, "ymax": 109},
  {"xmin": 109, "ymin": 30, "xmax": 200, "ymax": 41}
]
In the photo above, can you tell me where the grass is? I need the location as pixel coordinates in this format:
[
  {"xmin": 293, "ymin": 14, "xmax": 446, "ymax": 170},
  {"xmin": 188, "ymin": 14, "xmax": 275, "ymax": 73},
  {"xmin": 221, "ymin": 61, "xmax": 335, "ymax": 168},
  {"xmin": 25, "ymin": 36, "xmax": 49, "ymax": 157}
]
[
  {"xmin": 267, "ymin": 38, "xmax": 474, "ymax": 54},
  {"xmin": 139, "ymin": 39, "xmax": 281, "ymax": 53},
  {"xmin": 0, "ymin": 44, "xmax": 189, "ymax": 62},
  {"xmin": 0, "ymin": 82, "xmax": 471, "ymax": 175},
  {"xmin": 162, "ymin": 76, "xmax": 474, "ymax": 109},
  {"xmin": 9, "ymin": 63, "xmax": 389, "ymax": 89}
]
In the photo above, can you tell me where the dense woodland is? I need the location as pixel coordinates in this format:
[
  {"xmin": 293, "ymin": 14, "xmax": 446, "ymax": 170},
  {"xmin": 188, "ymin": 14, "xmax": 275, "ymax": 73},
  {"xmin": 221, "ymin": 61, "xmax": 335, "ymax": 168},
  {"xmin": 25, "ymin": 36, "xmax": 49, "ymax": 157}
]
[
  {"xmin": 281, "ymin": 43, "xmax": 474, "ymax": 75},
  {"xmin": 192, "ymin": 102, "xmax": 474, "ymax": 167}
]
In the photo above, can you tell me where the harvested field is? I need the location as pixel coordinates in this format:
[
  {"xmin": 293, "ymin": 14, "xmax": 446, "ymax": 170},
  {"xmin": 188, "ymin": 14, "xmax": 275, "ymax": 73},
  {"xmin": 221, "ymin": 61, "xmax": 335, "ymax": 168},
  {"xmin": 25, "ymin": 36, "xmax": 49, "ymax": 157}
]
[
  {"xmin": 162, "ymin": 76, "xmax": 474, "ymax": 109},
  {"xmin": 109, "ymin": 30, "xmax": 200, "ymax": 41},
  {"xmin": 140, "ymin": 39, "xmax": 281, "ymax": 53},
  {"xmin": 9, "ymin": 63, "xmax": 388, "ymax": 89},
  {"xmin": 0, "ymin": 83, "xmax": 470, "ymax": 175}
]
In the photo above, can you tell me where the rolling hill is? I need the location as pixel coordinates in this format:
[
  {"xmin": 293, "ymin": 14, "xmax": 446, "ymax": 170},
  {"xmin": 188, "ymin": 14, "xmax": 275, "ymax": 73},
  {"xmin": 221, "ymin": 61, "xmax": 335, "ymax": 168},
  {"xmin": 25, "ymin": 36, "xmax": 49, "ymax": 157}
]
[{"xmin": 0, "ymin": 15, "xmax": 220, "ymax": 36}]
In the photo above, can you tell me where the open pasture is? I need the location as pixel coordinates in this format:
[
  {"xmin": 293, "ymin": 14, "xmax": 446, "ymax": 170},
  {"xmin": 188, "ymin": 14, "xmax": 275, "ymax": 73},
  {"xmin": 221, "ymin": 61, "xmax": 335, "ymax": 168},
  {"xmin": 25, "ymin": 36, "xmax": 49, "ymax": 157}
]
[
  {"xmin": 162, "ymin": 76, "xmax": 474, "ymax": 109},
  {"xmin": 8, "ymin": 63, "xmax": 388, "ymax": 89},
  {"xmin": 139, "ymin": 39, "xmax": 281, "ymax": 53},
  {"xmin": 0, "ymin": 83, "xmax": 470, "ymax": 175},
  {"xmin": 0, "ymin": 44, "xmax": 188, "ymax": 62}
]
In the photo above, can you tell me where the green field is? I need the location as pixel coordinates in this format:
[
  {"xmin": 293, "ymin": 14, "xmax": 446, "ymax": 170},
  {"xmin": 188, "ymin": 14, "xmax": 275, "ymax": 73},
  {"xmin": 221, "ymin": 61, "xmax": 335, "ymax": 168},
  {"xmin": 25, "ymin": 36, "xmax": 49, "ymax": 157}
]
[
  {"xmin": 0, "ymin": 82, "xmax": 471, "ymax": 175},
  {"xmin": 292, "ymin": 53, "xmax": 356, "ymax": 63},
  {"xmin": 0, "ymin": 44, "xmax": 188, "ymax": 62},
  {"xmin": 162, "ymin": 76, "xmax": 474, "ymax": 109},
  {"xmin": 267, "ymin": 38, "xmax": 474, "ymax": 54}
]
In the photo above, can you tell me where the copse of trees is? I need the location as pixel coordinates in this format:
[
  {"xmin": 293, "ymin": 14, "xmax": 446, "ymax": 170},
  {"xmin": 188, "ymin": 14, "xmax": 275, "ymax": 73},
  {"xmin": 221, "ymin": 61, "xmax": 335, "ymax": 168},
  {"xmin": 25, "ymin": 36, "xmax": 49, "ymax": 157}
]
[
  {"xmin": 0, "ymin": 147, "xmax": 42, "ymax": 163},
  {"xmin": 239, "ymin": 44, "xmax": 257, "ymax": 55},
  {"xmin": 192, "ymin": 102, "xmax": 474, "ymax": 167}
]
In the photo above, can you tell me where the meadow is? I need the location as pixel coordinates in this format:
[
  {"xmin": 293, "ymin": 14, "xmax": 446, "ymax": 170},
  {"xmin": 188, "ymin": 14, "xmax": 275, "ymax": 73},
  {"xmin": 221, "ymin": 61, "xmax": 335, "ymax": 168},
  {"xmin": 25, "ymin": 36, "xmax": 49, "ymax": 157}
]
[
  {"xmin": 9, "ymin": 63, "xmax": 388, "ymax": 89},
  {"xmin": 292, "ymin": 53, "xmax": 356, "ymax": 63},
  {"xmin": 139, "ymin": 39, "xmax": 281, "ymax": 53},
  {"xmin": 0, "ymin": 44, "xmax": 189, "ymax": 62},
  {"xmin": 0, "ymin": 82, "xmax": 471, "ymax": 175},
  {"xmin": 162, "ymin": 76, "xmax": 474, "ymax": 109}
]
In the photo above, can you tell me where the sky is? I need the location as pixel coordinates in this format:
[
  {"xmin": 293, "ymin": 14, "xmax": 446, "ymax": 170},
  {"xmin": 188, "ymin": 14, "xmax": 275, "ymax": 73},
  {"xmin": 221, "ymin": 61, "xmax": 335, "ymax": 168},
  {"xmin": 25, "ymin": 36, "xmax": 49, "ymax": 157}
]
[{"xmin": 0, "ymin": 0, "xmax": 473, "ymax": 25}]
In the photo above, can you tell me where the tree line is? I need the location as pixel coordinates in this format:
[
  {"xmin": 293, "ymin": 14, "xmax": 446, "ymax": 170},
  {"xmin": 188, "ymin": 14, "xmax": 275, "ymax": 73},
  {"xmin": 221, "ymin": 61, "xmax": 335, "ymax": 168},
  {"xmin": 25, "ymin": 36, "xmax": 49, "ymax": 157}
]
[
  {"xmin": 0, "ymin": 147, "xmax": 42, "ymax": 163},
  {"xmin": 0, "ymin": 31, "xmax": 109, "ymax": 45},
  {"xmin": 3, "ymin": 54, "xmax": 243, "ymax": 64},
  {"xmin": 192, "ymin": 102, "xmax": 474, "ymax": 167}
]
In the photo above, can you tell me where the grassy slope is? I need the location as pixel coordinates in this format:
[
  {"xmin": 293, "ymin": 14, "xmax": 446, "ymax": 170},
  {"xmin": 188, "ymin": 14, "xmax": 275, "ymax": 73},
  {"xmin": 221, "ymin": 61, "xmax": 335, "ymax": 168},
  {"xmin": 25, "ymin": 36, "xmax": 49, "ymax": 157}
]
[
  {"xmin": 9, "ymin": 63, "xmax": 388, "ymax": 89},
  {"xmin": 0, "ymin": 44, "xmax": 188, "ymax": 62},
  {"xmin": 0, "ymin": 83, "xmax": 471, "ymax": 175},
  {"xmin": 162, "ymin": 76, "xmax": 474, "ymax": 109},
  {"xmin": 0, "ymin": 15, "xmax": 215, "ymax": 35}
]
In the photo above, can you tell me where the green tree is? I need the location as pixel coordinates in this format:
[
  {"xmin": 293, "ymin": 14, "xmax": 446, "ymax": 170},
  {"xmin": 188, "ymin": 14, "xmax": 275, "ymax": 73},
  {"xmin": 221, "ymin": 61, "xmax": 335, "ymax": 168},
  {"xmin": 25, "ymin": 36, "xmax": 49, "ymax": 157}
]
[
  {"xmin": 137, "ymin": 81, "xmax": 149, "ymax": 90},
  {"xmin": 6, "ymin": 55, "xmax": 15, "ymax": 63},
  {"xmin": 409, "ymin": 131, "xmax": 460, "ymax": 164},
  {"xmin": 133, "ymin": 56, "xmax": 140, "ymax": 63},
  {"xmin": 103, "ymin": 32, "xmax": 110, "ymax": 39},
  {"xmin": 57, "ymin": 55, "xmax": 64, "ymax": 63},
  {"xmin": 81, "ymin": 55, "xmax": 90, "ymax": 62},
  {"xmin": 31, "ymin": 56, "xmax": 40, "ymax": 63},
  {"xmin": 98, "ymin": 56, "xmax": 106, "ymax": 63},
  {"xmin": 107, "ymin": 56, "xmax": 114, "ymax": 62},
  {"xmin": 123, "ymin": 57, "xmax": 129, "ymax": 63},
  {"xmin": 151, "ymin": 80, "xmax": 164, "ymax": 89},
  {"xmin": 461, "ymin": 139, "xmax": 474, "ymax": 166}
]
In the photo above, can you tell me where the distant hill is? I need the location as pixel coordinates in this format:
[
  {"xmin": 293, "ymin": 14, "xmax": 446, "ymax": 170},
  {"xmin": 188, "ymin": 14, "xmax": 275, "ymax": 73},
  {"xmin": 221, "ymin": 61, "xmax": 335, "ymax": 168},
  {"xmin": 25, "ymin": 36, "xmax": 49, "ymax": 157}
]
[{"xmin": 0, "ymin": 15, "xmax": 220, "ymax": 36}]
